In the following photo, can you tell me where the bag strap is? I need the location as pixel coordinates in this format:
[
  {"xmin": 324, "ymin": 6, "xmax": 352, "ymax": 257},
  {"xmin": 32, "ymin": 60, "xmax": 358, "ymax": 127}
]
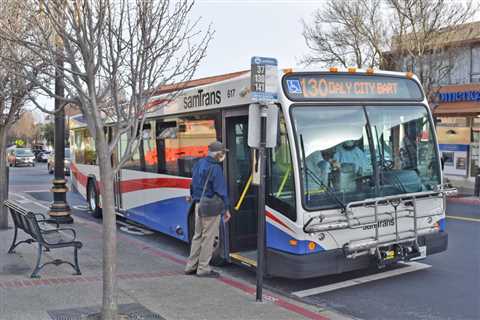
[{"xmin": 199, "ymin": 166, "xmax": 213, "ymax": 201}]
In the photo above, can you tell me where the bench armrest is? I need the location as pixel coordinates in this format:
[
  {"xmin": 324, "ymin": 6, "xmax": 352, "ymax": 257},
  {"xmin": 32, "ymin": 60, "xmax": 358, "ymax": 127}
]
[
  {"xmin": 33, "ymin": 213, "xmax": 47, "ymax": 220},
  {"xmin": 37, "ymin": 219, "xmax": 60, "ymax": 228}
]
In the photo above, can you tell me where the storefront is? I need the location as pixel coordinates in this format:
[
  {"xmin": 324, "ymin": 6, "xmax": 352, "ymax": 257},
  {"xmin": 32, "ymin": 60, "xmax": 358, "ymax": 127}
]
[{"xmin": 433, "ymin": 83, "xmax": 480, "ymax": 180}]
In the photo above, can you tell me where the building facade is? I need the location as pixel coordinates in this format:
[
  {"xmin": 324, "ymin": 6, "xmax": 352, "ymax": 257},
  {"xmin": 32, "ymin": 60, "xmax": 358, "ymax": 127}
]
[{"xmin": 390, "ymin": 22, "xmax": 480, "ymax": 187}]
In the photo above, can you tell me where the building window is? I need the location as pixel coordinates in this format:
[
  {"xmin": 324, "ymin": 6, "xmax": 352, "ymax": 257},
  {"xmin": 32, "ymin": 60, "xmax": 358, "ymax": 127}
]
[
  {"xmin": 450, "ymin": 48, "xmax": 471, "ymax": 85},
  {"xmin": 472, "ymin": 46, "xmax": 480, "ymax": 83}
]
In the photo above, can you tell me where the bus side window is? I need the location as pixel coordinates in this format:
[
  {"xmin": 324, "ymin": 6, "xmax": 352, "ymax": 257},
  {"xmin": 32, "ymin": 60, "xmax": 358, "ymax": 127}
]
[
  {"xmin": 73, "ymin": 128, "xmax": 97, "ymax": 165},
  {"xmin": 267, "ymin": 115, "xmax": 296, "ymax": 222},
  {"xmin": 156, "ymin": 115, "xmax": 219, "ymax": 177}
]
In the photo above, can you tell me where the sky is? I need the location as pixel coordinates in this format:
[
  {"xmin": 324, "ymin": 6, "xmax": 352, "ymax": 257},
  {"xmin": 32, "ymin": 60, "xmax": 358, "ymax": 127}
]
[
  {"xmin": 190, "ymin": 0, "xmax": 320, "ymax": 78},
  {"xmin": 32, "ymin": 0, "xmax": 480, "ymax": 123}
]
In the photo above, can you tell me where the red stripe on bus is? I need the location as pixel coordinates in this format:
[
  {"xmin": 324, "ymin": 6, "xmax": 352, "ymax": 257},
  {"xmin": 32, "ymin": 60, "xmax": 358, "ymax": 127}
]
[
  {"xmin": 119, "ymin": 177, "xmax": 191, "ymax": 193},
  {"xmin": 71, "ymin": 163, "xmax": 190, "ymax": 193},
  {"xmin": 70, "ymin": 163, "xmax": 88, "ymax": 187},
  {"xmin": 266, "ymin": 210, "xmax": 293, "ymax": 233}
]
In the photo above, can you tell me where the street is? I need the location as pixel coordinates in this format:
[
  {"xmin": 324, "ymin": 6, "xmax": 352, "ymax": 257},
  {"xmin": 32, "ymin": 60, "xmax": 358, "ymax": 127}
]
[{"xmin": 8, "ymin": 163, "xmax": 480, "ymax": 320}]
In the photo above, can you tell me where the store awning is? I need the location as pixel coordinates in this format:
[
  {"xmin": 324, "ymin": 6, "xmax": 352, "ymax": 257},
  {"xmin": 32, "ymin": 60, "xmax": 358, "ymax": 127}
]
[{"xmin": 433, "ymin": 101, "xmax": 480, "ymax": 116}]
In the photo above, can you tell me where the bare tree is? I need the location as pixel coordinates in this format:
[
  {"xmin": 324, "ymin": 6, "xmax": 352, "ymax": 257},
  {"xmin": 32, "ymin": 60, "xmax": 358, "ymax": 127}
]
[
  {"xmin": 301, "ymin": 0, "xmax": 388, "ymax": 68},
  {"xmin": 301, "ymin": 0, "xmax": 477, "ymax": 97},
  {"xmin": 1, "ymin": 0, "xmax": 212, "ymax": 318},
  {"xmin": 388, "ymin": 0, "xmax": 477, "ymax": 98},
  {"xmin": 9, "ymin": 111, "xmax": 37, "ymax": 144},
  {"xmin": 0, "ymin": 1, "xmax": 42, "ymax": 230}
]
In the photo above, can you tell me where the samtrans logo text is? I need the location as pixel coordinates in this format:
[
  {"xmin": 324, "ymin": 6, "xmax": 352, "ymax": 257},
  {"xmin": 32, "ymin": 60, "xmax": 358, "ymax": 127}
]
[
  {"xmin": 362, "ymin": 218, "xmax": 395, "ymax": 230},
  {"xmin": 184, "ymin": 89, "xmax": 221, "ymax": 109}
]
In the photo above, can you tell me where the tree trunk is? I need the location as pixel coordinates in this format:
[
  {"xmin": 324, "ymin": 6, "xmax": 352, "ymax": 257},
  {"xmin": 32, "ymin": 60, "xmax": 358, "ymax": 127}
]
[
  {"xmin": 0, "ymin": 128, "xmax": 8, "ymax": 229},
  {"xmin": 97, "ymin": 141, "xmax": 118, "ymax": 320}
]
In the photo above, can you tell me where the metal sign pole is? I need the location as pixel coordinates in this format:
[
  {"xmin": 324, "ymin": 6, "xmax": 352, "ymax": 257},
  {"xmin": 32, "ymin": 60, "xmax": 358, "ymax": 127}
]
[
  {"xmin": 248, "ymin": 56, "xmax": 278, "ymax": 303},
  {"xmin": 256, "ymin": 105, "xmax": 267, "ymax": 302}
]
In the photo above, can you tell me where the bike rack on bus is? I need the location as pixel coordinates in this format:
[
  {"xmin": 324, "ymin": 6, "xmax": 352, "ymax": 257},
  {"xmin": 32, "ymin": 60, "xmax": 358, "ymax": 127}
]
[{"xmin": 303, "ymin": 187, "xmax": 457, "ymax": 260}]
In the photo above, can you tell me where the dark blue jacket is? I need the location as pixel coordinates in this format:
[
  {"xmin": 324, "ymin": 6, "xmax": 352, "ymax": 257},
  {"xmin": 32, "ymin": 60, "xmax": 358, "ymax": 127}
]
[{"xmin": 190, "ymin": 156, "xmax": 230, "ymax": 210}]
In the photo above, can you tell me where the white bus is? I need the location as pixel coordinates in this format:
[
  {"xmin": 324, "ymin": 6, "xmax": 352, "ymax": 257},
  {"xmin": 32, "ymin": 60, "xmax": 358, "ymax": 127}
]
[{"xmin": 69, "ymin": 68, "xmax": 451, "ymax": 279}]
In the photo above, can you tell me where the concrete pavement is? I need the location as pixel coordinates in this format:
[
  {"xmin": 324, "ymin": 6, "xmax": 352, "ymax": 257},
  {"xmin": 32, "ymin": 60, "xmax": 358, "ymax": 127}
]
[{"xmin": 0, "ymin": 199, "xmax": 352, "ymax": 320}]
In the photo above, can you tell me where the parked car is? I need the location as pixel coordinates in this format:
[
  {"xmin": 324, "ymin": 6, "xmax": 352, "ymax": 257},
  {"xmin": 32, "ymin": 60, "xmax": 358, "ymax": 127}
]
[
  {"xmin": 36, "ymin": 151, "xmax": 51, "ymax": 162},
  {"xmin": 48, "ymin": 148, "xmax": 71, "ymax": 175},
  {"xmin": 32, "ymin": 144, "xmax": 46, "ymax": 157},
  {"xmin": 7, "ymin": 148, "xmax": 36, "ymax": 167}
]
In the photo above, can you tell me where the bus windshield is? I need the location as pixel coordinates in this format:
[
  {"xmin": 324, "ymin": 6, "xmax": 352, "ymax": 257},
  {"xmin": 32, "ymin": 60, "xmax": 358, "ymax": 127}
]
[{"xmin": 291, "ymin": 105, "xmax": 441, "ymax": 210}]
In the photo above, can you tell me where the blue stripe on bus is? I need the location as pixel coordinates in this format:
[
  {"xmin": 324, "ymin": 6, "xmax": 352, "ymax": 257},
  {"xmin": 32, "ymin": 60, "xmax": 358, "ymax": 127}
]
[
  {"xmin": 125, "ymin": 196, "xmax": 326, "ymax": 254},
  {"xmin": 266, "ymin": 222, "xmax": 324, "ymax": 255},
  {"xmin": 125, "ymin": 196, "xmax": 190, "ymax": 242},
  {"xmin": 438, "ymin": 218, "xmax": 446, "ymax": 232}
]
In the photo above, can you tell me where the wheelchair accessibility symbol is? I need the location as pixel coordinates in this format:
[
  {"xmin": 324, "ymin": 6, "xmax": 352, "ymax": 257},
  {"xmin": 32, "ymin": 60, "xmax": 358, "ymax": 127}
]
[{"xmin": 286, "ymin": 79, "xmax": 302, "ymax": 94}]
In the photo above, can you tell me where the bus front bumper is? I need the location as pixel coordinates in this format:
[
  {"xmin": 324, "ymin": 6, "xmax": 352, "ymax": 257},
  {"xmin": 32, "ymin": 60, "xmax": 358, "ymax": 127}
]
[{"xmin": 266, "ymin": 232, "xmax": 448, "ymax": 279}]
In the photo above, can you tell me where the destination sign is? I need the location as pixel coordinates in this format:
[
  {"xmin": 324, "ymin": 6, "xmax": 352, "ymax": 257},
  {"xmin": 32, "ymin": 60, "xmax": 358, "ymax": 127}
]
[{"xmin": 283, "ymin": 74, "xmax": 423, "ymax": 101}]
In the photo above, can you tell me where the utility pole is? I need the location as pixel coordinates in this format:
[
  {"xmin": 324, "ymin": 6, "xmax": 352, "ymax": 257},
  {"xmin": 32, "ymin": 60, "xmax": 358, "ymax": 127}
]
[{"xmin": 48, "ymin": 6, "xmax": 72, "ymax": 224}]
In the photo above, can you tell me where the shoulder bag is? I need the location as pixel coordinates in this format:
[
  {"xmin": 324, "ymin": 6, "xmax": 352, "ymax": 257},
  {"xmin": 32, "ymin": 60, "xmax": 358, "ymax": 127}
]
[{"xmin": 197, "ymin": 166, "xmax": 225, "ymax": 217}]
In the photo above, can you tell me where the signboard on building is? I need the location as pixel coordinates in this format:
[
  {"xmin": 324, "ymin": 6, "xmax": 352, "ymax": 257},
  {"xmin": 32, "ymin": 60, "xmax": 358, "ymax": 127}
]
[
  {"xmin": 437, "ymin": 90, "xmax": 480, "ymax": 103},
  {"xmin": 439, "ymin": 144, "xmax": 469, "ymax": 177},
  {"xmin": 437, "ymin": 127, "xmax": 471, "ymax": 144}
]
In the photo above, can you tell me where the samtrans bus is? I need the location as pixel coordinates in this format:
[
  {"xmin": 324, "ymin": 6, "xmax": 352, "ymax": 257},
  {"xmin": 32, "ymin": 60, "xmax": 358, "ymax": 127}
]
[{"xmin": 69, "ymin": 68, "xmax": 452, "ymax": 279}]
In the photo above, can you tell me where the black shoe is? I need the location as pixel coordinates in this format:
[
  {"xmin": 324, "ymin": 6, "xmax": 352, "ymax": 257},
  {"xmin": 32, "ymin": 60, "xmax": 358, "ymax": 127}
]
[
  {"xmin": 184, "ymin": 269, "xmax": 197, "ymax": 275},
  {"xmin": 196, "ymin": 270, "xmax": 220, "ymax": 278}
]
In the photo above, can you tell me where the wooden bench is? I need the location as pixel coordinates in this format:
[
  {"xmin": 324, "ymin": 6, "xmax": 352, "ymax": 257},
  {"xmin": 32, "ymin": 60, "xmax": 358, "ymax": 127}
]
[{"xmin": 4, "ymin": 200, "xmax": 82, "ymax": 278}]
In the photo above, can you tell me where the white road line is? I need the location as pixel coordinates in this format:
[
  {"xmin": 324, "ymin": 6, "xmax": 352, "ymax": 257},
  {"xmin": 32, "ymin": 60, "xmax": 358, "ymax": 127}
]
[
  {"xmin": 292, "ymin": 261, "xmax": 431, "ymax": 298},
  {"xmin": 9, "ymin": 192, "xmax": 50, "ymax": 210}
]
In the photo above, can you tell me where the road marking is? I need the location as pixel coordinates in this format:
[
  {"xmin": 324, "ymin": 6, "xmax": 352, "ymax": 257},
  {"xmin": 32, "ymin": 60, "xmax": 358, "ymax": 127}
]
[
  {"xmin": 292, "ymin": 261, "xmax": 431, "ymax": 298},
  {"xmin": 446, "ymin": 215, "xmax": 480, "ymax": 223},
  {"xmin": 9, "ymin": 192, "xmax": 50, "ymax": 210},
  {"xmin": 72, "ymin": 205, "xmax": 89, "ymax": 211}
]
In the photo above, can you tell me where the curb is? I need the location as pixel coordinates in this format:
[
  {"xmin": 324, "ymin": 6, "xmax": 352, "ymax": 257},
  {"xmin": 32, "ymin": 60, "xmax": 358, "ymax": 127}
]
[{"xmin": 447, "ymin": 196, "xmax": 480, "ymax": 205}]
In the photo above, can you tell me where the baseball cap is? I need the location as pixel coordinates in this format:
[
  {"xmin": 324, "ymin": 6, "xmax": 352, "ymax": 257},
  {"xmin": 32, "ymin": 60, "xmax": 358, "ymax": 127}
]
[{"xmin": 208, "ymin": 141, "xmax": 229, "ymax": 152}]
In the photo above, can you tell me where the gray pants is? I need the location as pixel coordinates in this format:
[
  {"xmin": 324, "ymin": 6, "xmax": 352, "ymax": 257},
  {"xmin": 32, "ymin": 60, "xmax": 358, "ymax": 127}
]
[{"xmin": 185, "ymin": 205, "xmax": 221, "ymax": 275}]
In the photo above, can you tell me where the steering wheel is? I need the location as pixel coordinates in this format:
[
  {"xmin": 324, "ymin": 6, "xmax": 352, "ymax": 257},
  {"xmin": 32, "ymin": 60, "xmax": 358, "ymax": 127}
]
[
  {"xmin": 355, "ymin": 175, "xmax": 374, "ymax": 185},
  {"xmin": 382, "ymin": 160, "xmax": 394, "ymax": 170}
]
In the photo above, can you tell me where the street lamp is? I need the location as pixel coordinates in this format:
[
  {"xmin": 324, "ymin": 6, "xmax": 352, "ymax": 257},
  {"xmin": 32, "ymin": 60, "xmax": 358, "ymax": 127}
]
[{"xmin": 48, "ymin": 18, "xmax": 72, "ymax": 224}]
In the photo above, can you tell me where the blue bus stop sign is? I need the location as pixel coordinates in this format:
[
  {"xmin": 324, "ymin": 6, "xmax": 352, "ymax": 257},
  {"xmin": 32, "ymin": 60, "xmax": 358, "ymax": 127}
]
[{"xmin": 251, "ymin": 56, "xmax": 278, "ymax": 103}]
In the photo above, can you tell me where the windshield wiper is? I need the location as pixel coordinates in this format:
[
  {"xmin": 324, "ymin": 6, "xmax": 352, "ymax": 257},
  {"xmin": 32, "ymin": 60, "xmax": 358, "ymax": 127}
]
[{"xmin": 299, "ymin": 134, "xmax": 346, "ymax": 212}]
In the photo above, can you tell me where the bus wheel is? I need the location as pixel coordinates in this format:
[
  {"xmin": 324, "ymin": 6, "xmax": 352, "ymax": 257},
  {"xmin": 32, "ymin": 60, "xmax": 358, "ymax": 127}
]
[{"xmin": 87, "ymin": 179, "xmax": 102, "ymax": 218}]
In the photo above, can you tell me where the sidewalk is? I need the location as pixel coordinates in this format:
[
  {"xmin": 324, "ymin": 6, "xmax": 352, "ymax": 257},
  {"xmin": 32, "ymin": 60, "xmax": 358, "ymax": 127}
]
[{"xmin": 0, "ymin": 200, "xmax": 352, "ymax": 320}]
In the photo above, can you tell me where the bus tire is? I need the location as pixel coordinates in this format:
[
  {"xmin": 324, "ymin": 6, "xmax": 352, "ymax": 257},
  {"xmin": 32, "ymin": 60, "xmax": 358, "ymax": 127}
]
[{"xmin": 87, "ymin": 179, "xmax": 102, "ymax": 218}]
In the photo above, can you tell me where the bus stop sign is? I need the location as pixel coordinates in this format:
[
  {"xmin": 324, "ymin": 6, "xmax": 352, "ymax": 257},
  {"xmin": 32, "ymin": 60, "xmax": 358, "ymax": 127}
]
[{"xmin": 251, "ymin": 56, "xmax": 278, "ymax": 103}]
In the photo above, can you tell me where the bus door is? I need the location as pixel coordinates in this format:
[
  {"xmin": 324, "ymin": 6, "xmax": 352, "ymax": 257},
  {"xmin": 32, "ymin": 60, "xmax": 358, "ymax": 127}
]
[
  {"xmin": 224, "ymin": 114, "xmax": 258, "ymax": 265},
  {"xmin": 109, "ymin": 127, "xmax": 124, "ymax": 213}
]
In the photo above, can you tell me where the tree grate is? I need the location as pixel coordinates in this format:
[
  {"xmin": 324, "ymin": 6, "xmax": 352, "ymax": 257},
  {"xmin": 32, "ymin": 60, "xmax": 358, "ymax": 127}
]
[{"xmin": 47, "ymin": 303, "xmax": 165, "ymax": 320}]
